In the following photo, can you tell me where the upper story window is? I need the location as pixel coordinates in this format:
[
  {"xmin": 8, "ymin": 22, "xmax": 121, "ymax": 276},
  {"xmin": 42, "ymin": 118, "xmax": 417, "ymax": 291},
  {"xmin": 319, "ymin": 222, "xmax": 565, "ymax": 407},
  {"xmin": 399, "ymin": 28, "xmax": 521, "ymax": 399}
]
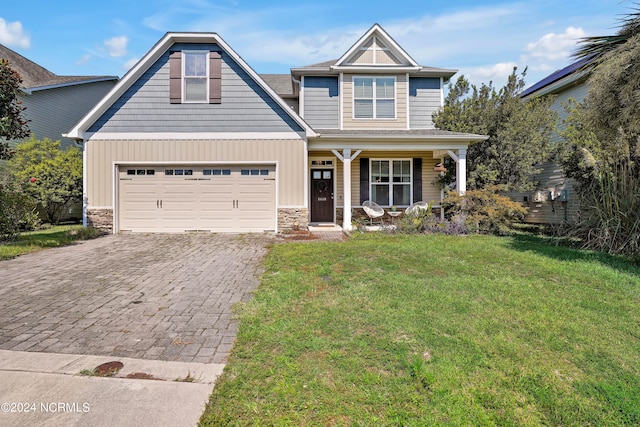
[
  {"xmin": 353, "ymin": 77, "xmax": 395, "ymax": 119},
  {"xmin": 183, "ymin": 52, "xmax": 208, "ymax": 102},
  {"xmin": 169, "ymin": 50, "xmax": 221, "ymax": 104}
]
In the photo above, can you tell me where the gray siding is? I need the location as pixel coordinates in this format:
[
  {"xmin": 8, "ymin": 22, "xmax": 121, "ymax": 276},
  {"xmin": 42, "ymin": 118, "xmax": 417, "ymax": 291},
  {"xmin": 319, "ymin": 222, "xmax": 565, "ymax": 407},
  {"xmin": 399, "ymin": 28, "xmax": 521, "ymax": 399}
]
[
  {"xmin": 409, "ymin": 78, "xmax": 441, "ymax": 129},
  {"xmin": 505, "ymin": 161, "xmax": 579, "ymax": 224},
  {"xmin": 303, "ymin": 76, "xmax": 339, "ymax": 129},
  {"xmin": 19, "ymin": 80, "xmax": 116, "ymax": 149},
  {"xmin": 89, "ymin": 43, "xmax": 303, "ymax": 133}
]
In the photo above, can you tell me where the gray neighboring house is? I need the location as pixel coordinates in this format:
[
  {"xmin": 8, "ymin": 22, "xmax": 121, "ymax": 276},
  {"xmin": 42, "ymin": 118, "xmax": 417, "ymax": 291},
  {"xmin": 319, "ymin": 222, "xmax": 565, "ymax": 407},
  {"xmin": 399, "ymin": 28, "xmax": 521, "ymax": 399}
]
[
  {"xmin": 0, "ymin": 44, "xmax": 118, "ymax": 150},
  {"xmin": 507, "ymin": 58, "xmax": 590, "ymax": 224}
]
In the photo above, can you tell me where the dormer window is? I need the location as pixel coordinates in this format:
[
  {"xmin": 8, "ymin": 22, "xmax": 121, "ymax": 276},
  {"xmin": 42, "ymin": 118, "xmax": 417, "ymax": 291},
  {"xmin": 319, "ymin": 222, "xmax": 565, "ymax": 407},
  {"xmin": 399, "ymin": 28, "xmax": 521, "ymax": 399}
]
[
  {"xmin": 169, "ymin": 50, "xmax": 222, "ymax": 104},
  {"xmin": 183, "ymin": 51, "xmax": 208, "ymax": 102},
  {"xmin": 353, "ymin": 76, "xmax": 395, "ymax": 119}
]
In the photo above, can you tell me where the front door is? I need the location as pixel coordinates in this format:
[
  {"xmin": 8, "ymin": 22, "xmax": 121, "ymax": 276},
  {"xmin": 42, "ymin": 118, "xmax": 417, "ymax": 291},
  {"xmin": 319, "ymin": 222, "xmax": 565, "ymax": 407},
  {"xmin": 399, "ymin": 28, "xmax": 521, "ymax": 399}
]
[{"xmin": 310, "ymin": 169, "xmax": 334, "ymax": 223}]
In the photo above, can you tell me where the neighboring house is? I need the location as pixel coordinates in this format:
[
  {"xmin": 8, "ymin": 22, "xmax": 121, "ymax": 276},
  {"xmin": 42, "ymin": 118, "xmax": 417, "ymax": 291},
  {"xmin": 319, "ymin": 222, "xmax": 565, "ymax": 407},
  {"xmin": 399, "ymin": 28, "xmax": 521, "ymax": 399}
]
[
  {"xmin": 507, "ymin": 57, "xmax": 590, "ymax": 224},
  {"xmin": 0, "ymin": 44, "xmax": 118, "ymax": 150},
  {"xmin": 65, "ymin": 24, "xmax": 486, "ymax": 233}
]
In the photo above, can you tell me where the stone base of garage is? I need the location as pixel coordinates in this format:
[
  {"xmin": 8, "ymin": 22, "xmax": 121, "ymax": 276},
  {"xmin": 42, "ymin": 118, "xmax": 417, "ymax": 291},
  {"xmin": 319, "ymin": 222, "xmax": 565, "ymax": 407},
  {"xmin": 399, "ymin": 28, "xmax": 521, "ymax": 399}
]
[
  {"xmin": 278, "ymin": 208, "xmax": 309, "ymax": 231},
  {"xmin": 87, "ymin": 208, "xmax": 114, "ymax": 233},
  {"xmin": 87, "ymin": 208, "xmax": 308, "ymax": 233}
]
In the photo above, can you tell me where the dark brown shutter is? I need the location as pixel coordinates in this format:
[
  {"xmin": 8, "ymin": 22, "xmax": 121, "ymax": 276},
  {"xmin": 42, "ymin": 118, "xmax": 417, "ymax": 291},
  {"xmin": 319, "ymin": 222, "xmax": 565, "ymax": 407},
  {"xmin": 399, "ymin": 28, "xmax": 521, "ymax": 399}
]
[
  {"xmin": 360, "ymin": 158, "xmax": 369, "ymax": 204},
  {"xmin": 169, "ymin": 51, "xmax": 182, "ymax": 104},
  {"xmin": 413, "ymin": 158, "xmax": 422, "ymax": 203},
  {"xmin": 209, "ymin": 51, "xmax": 221, "ymax": 104}
]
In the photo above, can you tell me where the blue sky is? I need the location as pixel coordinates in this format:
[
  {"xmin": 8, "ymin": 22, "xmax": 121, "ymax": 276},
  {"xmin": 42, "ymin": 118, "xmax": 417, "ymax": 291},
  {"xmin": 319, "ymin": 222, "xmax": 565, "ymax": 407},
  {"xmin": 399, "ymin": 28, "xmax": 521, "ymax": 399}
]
[{"xmin": 0, "ymin": 0, "xmax": 629, "ymax": 89}]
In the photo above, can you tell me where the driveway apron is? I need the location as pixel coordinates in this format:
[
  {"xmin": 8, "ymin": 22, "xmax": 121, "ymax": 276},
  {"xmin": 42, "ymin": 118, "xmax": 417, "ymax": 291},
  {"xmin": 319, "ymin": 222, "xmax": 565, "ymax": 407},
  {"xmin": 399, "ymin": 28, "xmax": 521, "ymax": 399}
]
[{"xmin": 0, "ymin": 233, "xmax": 271, "ymax": 364}]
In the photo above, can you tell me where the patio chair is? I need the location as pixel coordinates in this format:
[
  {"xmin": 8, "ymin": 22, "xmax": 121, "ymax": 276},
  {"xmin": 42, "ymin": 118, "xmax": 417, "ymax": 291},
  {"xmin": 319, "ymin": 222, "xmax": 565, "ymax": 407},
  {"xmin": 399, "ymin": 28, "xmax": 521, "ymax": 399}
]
[
  {"xmin": 405, "ymin": 201, "xmax": 430, "ymax": 216},
  {"xmin": 362, "ymin": 200, "xmax": 385, "ymax": 225}
]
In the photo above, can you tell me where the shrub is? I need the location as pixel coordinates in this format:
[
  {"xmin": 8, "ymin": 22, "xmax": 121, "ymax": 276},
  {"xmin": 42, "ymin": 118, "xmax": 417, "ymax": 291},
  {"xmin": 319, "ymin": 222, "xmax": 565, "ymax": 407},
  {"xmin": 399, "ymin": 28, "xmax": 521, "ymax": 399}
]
[
  {"xmin": 397, "ymin": 206, "xmax": 469, "ymax": 235},
  {"xmin": 0, "ymin": 187, "xmax": 40, "ymax": 240},
  {"xmin": 443, "ymin": 185, "xmax": 528, "ymax": 235}
]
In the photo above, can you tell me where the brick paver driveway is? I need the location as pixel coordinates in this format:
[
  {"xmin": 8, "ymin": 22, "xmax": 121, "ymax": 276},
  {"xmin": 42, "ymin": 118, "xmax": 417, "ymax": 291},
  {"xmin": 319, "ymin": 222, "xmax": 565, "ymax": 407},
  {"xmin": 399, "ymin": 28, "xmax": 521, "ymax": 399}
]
[{"xmin": 0, "ymin": 233, "xmax": 271, "ymax": 363}]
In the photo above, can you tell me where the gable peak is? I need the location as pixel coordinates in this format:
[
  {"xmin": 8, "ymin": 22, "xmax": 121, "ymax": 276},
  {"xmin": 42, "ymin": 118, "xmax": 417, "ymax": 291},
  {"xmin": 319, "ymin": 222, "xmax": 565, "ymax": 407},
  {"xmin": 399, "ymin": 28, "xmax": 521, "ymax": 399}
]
[{"xmin": 335, "ymin": 24, "xmax": 418, "ymax": 68}]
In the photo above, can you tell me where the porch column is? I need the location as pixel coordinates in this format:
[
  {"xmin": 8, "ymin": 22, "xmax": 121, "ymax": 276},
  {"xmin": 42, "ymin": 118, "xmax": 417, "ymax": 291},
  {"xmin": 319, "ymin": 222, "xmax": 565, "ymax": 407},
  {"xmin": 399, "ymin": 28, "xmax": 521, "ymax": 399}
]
[
  {"xmin": 447, "ymin": 148, "xmax": 467, "ymax": 196},
  {"xmin": 457, "ymin": 149, "xmax": 466, "ymax": 195},
  {"xmin": 331, "ymin": 148, "xmax": 361, "ymax": 231},
  {"xmin": 343, "ymin": 149, "xmax": 353, "ymax": 231}
]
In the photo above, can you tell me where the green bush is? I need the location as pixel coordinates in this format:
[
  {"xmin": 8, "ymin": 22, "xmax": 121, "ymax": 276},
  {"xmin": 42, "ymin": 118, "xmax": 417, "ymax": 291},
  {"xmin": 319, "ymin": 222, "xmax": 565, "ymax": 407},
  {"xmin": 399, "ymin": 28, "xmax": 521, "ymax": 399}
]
[
  {"xmin": 395, "ymin": 204, "xmax": 468, "ymax": 235},
  {"xmin": 443, "ymin": 186, "xmax": 528, "ymax": 235},
  {"xmin": 0, "ymin": 187, "xmax": 40, "ymax": 240}
]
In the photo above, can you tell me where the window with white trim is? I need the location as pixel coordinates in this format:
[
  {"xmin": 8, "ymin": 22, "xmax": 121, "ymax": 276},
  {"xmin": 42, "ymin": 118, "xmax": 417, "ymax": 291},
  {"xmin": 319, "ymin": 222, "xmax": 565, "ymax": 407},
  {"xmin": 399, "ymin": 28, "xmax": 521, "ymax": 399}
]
[
  {"xmin": 353, "ymin": 77, "xmax": 395, "ymax": 119},
  {"xmin": 183, "ymin": 52, "xmax": 208, "ymax": 102},
  {"xmin": 371, "ymin": 159, "xmax": 411, "ymax": 206}
]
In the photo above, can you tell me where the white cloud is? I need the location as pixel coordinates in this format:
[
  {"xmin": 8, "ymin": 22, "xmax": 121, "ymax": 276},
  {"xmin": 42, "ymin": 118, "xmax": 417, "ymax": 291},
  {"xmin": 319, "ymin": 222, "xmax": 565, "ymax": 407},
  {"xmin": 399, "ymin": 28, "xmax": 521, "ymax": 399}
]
[
  {"xmin": 104, "ymin": 36, "xmax": 128, "ymax": 57},
  {"xmin": 76, "ymin": 53, "xmax": 92, "ymax": 65},
  {"xmin": 0, "ymin": 18, "xmax": 30, "ymax": 48},
  {"xmin": 123, "ymin": 57, "xmax": 139, "ymax": 71},
  {"xmin": 521, "ymin": 26, "xmax": 586, "ymax": 67}
]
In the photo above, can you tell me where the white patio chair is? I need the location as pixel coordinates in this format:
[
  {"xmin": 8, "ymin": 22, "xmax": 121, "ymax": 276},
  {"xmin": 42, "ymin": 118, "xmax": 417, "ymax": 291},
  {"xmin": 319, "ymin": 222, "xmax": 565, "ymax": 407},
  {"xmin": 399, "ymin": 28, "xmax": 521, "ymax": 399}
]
[
  {"xmin": 405, "ymin": 201, "xmax": 430, "ymax": 216},
  {"xmin": 362, "ymin": 200, "xmax": 385, "ymax": 225}
]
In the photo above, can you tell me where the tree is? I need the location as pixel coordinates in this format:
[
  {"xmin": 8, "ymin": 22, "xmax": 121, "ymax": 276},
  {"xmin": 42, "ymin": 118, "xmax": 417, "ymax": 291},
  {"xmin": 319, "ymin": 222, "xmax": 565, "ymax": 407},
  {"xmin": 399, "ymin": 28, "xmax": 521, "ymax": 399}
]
[
  {"xmin": 556, "ymin": 33, "xmax": 640, "ymax": 256},
  {"xmin": 0, "ymin": 59, "xmax": 30, "ymax": 159},
  {"xmin": 433, "ymin": 68, "xmax": 557, "ymax": 192},
  {"xmin": 7, "ymin": 137, "xmax": 82, "ymax": 224}
]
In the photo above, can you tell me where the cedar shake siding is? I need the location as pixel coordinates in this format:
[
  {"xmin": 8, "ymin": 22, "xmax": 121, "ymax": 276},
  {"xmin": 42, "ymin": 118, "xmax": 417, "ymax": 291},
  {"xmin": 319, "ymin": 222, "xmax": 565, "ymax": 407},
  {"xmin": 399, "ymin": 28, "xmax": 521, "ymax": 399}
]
[{"xmin": 88, "ymin": 43, "xmax": 303, "ymax": 134}]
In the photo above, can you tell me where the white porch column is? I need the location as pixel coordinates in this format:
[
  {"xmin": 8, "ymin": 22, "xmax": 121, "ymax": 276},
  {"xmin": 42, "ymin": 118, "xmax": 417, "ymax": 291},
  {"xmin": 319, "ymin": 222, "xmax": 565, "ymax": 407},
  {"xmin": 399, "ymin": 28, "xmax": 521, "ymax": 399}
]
[
  {"xmin": 331, "ymin": 148, "xmax": 361, "ymax": 231},
  {"xmin": 456, "ymin": 149, "xmax": 467, "ymax": 195},
  {"xmin": 343, "ymin": 149, "xmax": 353, "ymax": 230},
  {"xmin": 447, "ymin": 148, "xmax": 467, "ymax": 196}
]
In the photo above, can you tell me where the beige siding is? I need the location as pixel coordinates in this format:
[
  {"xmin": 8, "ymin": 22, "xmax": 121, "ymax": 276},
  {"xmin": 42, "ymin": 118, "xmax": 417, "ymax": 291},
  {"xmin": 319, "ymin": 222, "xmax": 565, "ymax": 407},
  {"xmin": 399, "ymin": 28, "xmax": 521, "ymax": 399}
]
[
  {"xmin": 342, "ymin": 74, "xmax": 407, "ymax": 129},
  {"xmin": 324, "ymin": 152, "xmax": 442, "ymax": 207},
  {"xmin": 86, "ymin": 138, "xmax": 306, "ymax": 208},
  {"xmin": 376, "ymin": 50, "xmax": 402, "ymax": 65}
]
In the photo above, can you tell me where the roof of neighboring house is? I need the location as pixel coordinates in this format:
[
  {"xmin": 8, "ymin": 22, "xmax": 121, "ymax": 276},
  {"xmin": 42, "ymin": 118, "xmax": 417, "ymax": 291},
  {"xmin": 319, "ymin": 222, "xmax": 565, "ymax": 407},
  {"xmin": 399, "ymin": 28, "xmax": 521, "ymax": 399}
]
[
  {"xmin": 0, "ymin": 44, "xmax": 118, "ymax": 92},
  {"xmin": 521, "ymin": 56, "xmax": 591, "ymax": 98}
]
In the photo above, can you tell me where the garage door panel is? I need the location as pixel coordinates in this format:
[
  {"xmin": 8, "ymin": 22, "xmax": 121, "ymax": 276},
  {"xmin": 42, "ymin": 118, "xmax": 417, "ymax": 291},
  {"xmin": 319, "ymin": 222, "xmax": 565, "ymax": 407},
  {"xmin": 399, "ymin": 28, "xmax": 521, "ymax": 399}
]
[{"xmin": 118, "ymin": 165, "xmax": 277, "ymax": 232}]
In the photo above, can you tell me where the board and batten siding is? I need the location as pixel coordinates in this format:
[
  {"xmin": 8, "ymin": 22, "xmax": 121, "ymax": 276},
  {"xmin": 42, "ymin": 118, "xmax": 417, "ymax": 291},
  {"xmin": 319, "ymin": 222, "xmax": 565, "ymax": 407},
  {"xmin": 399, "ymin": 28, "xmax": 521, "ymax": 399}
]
[
  {"xmin": 409, "ymin": 77, "xmax": 441, "ymax": 129},
  {"xmin": 85, "ymin": 139, "xmax": 306, "ymax": 208},
  {"xmin": 302, "ymin": 76, "xmax": 339, "ymax": 129},
  {"xmin": 19, "ymin": 80, "xmax": 116, "ymax": 149},
  {"xmin": 88, "ymin": 43, "xmax": 303, "ymax": 134},
  {"xmin": 342, "ymin": 74, "xmax": 407, "ymax": 129}
]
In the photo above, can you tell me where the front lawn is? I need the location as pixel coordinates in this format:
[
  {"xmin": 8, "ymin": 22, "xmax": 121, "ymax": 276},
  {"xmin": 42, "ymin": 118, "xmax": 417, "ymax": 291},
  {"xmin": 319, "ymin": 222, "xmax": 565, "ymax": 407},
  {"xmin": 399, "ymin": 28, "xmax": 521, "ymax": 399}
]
[
  {"xmin": 0, "ymin": 225, "xmax": 101, "ymax": 260},
  {"xmin": 200, "ymin": 233, "xmax": 640, "ymax": 426}
]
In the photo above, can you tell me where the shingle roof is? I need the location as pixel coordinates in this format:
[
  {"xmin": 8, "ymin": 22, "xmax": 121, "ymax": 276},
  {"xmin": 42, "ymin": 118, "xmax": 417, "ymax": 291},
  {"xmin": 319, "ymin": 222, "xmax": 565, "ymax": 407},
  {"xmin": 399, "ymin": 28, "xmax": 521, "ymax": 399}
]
[
  {"xmin": 313, "ymin": 128, "xmax": 487, "ymax": 140},
  {"xmin": 260, "ymin": 74, "xmax": 294, "ymax": 95},
  {"xmin": 0, "ymin": 44, "xmax": 117, "ymax": 90}
]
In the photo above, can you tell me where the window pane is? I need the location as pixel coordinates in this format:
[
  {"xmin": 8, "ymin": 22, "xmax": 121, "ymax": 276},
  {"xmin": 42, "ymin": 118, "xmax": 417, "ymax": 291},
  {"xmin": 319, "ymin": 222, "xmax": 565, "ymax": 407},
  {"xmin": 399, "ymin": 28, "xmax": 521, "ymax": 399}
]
[
  {"xmin": 376, "ymin": 99, "xmax": 395, "ymax": 118},
  {"xmin": 185, "ymin": 52, "xmax": 206, "ymax": 77},
  {"xmin": 203, "ymin": 169, "xmax": 212, "ymax": 175},
  {"xmin": 354, "ymin": 78, "xmax": 373, "ymax": 98},
  {"xmin": 376, "ymin": 78, "xmax": 394, "ymax": 98},
  {"xmin": 393, "ymin": 160, "xmax": 410, "ymax": 182},
  {"xmin": 372, "ymin": 160, "xmax": 389, "ymax": 183},
  {"xmin": 372, "ymin": 184, "xmax": 389, "ymax": 206},
  {"xmin": 354, "ymin": 99, "xmax": 373, "ymax": 118},
  {"xmin": 393, "ymin": 184, "xmax": 410, "ymax": 206},
  {"xmin": 184, "ymin": 78, "xmax": 207, "ymax": 102}
]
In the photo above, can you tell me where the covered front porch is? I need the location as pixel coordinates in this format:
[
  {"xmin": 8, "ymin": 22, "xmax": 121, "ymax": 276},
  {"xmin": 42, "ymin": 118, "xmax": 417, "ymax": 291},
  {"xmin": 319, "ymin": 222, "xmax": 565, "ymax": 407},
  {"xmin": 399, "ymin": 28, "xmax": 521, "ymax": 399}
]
[{"xmin": 306, "ymin": 130, "xmax": 487, "ymax": 230}]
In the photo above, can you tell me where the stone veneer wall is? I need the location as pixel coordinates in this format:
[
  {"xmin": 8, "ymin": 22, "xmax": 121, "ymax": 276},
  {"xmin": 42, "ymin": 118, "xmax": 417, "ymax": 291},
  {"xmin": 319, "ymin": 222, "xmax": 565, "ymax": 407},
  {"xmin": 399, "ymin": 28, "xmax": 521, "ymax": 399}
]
[
  {"xmin": 278, "ymin": 208, "xmax": 309, "ymax": 231},
  {"xmin": 87, "ymin": 208, "xmax": 113, "ymax": 233}
]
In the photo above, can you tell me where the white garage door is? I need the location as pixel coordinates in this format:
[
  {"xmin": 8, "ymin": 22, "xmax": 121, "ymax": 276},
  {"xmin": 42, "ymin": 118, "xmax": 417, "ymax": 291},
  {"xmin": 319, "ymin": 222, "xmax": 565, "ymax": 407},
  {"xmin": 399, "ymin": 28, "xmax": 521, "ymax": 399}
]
[{"xmin": 118, "ymin": 165, "xmax": 276, "ymax": 232}]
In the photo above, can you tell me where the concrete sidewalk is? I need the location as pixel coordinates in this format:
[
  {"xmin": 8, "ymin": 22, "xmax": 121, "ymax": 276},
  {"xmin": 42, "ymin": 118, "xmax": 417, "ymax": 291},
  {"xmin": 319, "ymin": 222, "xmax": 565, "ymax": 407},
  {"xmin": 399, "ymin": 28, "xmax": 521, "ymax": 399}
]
[{"xmin": 0, "ymin": 350, "xmax": 223, "ymax": 427}]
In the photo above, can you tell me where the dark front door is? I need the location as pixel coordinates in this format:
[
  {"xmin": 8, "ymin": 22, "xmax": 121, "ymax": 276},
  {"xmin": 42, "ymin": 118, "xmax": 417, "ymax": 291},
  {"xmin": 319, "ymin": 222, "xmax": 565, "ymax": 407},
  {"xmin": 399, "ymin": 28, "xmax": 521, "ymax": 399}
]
[{"xmin": 310, "ymin": 169, "xmax": 334, "ymax": 223}]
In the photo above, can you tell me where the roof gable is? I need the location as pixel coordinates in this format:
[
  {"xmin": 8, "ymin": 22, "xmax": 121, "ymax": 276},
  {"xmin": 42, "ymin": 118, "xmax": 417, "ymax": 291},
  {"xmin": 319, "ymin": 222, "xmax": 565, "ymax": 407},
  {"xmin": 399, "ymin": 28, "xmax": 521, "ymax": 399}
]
[
  {"xmin": 335, "ymin": 24, "xmax": 418, "ymax": 68},
  {"xmin": 66, "ymin": 33, "xmax": 314, "ymax": 139}
]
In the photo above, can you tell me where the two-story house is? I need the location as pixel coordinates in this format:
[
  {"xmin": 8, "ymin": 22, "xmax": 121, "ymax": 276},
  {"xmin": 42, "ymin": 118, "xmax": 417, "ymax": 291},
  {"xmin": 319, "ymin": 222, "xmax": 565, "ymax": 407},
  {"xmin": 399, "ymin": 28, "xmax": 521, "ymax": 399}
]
[{"xmin": 66, "ymin": 24, "xmax": 486, "ymax": 233}]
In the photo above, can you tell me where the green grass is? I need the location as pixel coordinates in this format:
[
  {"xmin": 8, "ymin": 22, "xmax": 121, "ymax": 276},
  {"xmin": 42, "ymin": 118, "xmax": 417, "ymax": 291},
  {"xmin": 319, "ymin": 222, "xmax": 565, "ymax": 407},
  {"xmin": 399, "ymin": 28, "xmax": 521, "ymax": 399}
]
[
  {"xmin": 199, "ymin": 233, "xmax": 640, "ymax": 426},
  {"xmin": 0, "ymin": 225, "xmax": 102, "ymax": 260}
]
